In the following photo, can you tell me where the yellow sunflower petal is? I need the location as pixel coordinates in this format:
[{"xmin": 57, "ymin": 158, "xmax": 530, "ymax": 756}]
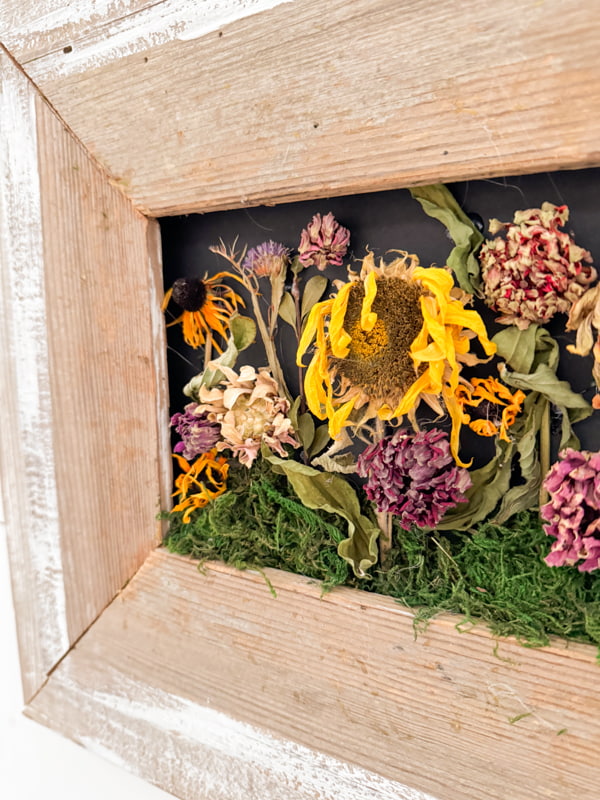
[
  {"xmin": 304, "ymin": 355, "xmax": 328, "ymax": 420},
  {"xmin": 443, "ymin": 302, "xmax": 496, "ymax": 356},
  {"xmin": 413, "ymin": 266, "xmax": 454, "ymax": 309},
  {"xmin": 297, "ymin": 299, "xmax": 333, "ymax": 366},
  {"xmin": 443, "ymin": 389, "xmax": 472, "ymax": 468},
  {"xmin": 329, "ymin": 282, "xmax": 354, "ymax": 357},
  {"xmin": 392, "ymin": 371, "xmax": 433, "ymax": 417},
  {"xmin": 360, "ymin": 271, "xmax": 378, "ymax": 332},
  {"xmin": 328, "ymin": 396, "xmax": 358, "ymax": 438}
]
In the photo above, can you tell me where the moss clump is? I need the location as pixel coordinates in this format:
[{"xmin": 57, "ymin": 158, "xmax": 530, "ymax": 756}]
[
  {"xmin": 368, "ymin": 514, "xmax": 600, "ymax": 647},
  {"xmin": 165, "ymin": 458, "xmax": 350, "ymax": 591},
  {"xmin": 165, "ymin": 462, "xmax": 600, "ymax": 650}
]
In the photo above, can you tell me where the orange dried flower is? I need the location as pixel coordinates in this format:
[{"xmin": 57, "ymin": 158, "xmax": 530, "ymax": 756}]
[
  {"xmin": 171, "ymin": 450, "xmax": 229, "ymax": 523},
  {"xmin": 456, "ymin": 377, "xmax": 525, "ymax": 442},
  {"xmin": 162, "ymin": 273, "xmax": 244, "ymax": 351}
]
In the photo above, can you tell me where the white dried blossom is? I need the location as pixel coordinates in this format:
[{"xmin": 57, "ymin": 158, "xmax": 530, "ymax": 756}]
[{"xmin": 196, "ymin": 365, "xmax": 300, "ymax": 467}]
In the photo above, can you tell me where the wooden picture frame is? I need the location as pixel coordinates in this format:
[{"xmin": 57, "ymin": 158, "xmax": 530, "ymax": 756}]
[{"xmin": 2, "ymin": 2, "xmax": 600, "ymax": 798}]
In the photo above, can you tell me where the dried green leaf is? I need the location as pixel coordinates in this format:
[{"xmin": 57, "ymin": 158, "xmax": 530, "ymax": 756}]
[
  {"xmin": 297, "ymin": 412, "xmax": 315, "ymax": 450},
  {"xmin": 533, "ymin": 327, "xmax": 560, "ymax": 372},
  {"xmin": 310, "ymin": 452, "xmax": 356, "ymax": 474},
  {"xmin": 290, "ymin": 255, "xmax": 305, "ymax": 276},
  {"xmin": 499, "ymin": 363, "xmax": 590, "ymax": 413},
  {"xmin": 436, "ymin": 442, "xmax": 514, "ymax": 530},
  {"xmin": 278, "ymin": 292, "xmax": 297, "ymax": 329},
  {"xmin": 493, "ymin": 474, "xmax": 541, "ymax": 525},
  {"xmin": 301, "ymin": 275, "xmax": 329, "ymax": 320},
  {"xmin": 263, "ymin": 448, "xmax": 379, "ymax": 576},
  {"xmin": 409, "ymin": 184, "xmax": 483, "ymax": 295},
  {"xmin": 492, "ymin": 325, "xmax": 539, "ymax": 374},
  {"xmin": 183, "ymin": 314, "xmax": 256, "ymax": 397},
  {"xmin": 287, "ymin": 395, "xmax": 302, "ymax": 431},
  {"xmin": 308, "ymin": 424, "xmax": 330, "ymax": 457}
]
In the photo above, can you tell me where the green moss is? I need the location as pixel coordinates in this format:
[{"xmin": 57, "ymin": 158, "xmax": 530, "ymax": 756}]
[
  {"xmin": 368, "ymin": 514, "xmax": 600, "ymax": 648},
  {"xmin": 165, "ymin": 458, "xmax": 350, "ymax": 591},
  {"xmin": 164, "ymin": 461, "xmax": 600, "ymax": 650}
]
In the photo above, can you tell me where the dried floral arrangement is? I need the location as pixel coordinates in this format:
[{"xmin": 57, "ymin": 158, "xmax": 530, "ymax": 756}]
[{"xmin": 162, "ymin": 184, "xmax": 600, "ymax": 651}]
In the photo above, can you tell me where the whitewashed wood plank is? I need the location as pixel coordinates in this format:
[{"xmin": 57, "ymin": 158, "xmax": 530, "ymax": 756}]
[
  {"xmin": 0, "ymin": 48, "xmax": 169, "ymax": 699},
  {"xmin": 0, "ymin": 0, "xmax": 295, "ymax": 79},
  {"xmin": 27, "ymin": 549, "xmax": 600, "ymax": 800},
  {"xmin": 146, "ymin": 218, "xmax": 173, "ymax": 522},
  {"xmin": 3, "ymin": 0, "xmax": 599, "ymax": 216},
  {"xmin": 33, "ymin": 95, "xmax": 167, "ymax": 642},
  {"xmin": 29, "ymin": 662, "xmax": 436, "ymax": 800},
  {"xmin": 0, "ymin": 49, "xmax": 69, "ymax": 701}
]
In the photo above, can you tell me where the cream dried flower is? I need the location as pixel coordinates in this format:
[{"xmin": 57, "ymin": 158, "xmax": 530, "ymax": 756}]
[
  {"xmin": 566, "ymin": 283, "xmax": 600, "ymax": 407},
  {"xmin": 195, "ymin": 365, "xmax": 300, "ymax": 467}
]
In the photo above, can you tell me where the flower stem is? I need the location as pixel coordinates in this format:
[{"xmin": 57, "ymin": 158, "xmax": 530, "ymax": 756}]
[
  {"xmin": 248, "ymin": 286, "xmax": 291, "ymax": 402},
  {"xmin": 374, "ymin": 417, "xmax": 393, "ymax": 563},
  {"xmin": 203, "ymin": 336, "xmax": 213, "ymax": 371},
  {"xmin": 539, "ymin": 399, "xmax": 550, "ymax": 507},
  {"xmin": 292, "ymin": 274, "xmax": 307, "ymax": 414}
]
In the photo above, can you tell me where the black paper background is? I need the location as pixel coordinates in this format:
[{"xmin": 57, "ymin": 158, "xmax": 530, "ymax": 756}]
[{"xmin": 160, "ymin": 169, "xmax": 600, "ymax": 456}]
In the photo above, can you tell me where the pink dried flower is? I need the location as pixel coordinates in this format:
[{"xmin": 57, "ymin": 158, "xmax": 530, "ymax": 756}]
[
  {"xmin": 195, "ymin": 365, "xmax": 300, "ymax": 467},
  {"xmin": 242, "ymin": 240, "xmax": 290, "ymax": 277},
  {"xmin": 479, "ymin": 202, "xmax": 595, "ymax": 329},
  {"xmin": 541, "ymin": 448, "xmax": 600, "ymax": 572},
  {"xmin": 171, "ymin": 404, "xmax": 221, "ymax": 460},
  {"xmin": 357, "ymin": 428, "xmax": 472, "ymax": 530},
  {"xmin": 298, "ymin": 212, "xmax": 350, "ymax": 270}
]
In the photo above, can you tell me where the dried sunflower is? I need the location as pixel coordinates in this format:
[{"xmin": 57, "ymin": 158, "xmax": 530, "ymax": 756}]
[
  {"xmin": 162, "ymin": 274, "xmax": 244, "ymax": 351},
  {"xmin": 297, "ymin": 251, "xmax": 496, "ymax": 465},
  {"xmin": 171, "ymin": 450, "xmax": 229, "ymax": 523}
]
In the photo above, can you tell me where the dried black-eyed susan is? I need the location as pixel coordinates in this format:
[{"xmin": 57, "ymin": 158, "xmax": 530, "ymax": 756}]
[
  {"xmin": 171, "ymin": 450, "xmax": 229, "ymax": 523},
  {"xmin": 297, "ymin": 251, "xmax": 496, "ymax": 465},
  {"xmin": 162, "ymin": 274, "xmax": 243, "ymax": 351}
]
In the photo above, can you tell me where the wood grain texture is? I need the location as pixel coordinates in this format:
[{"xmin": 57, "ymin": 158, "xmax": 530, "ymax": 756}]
[
  {"xmin": 27, "ymin": 549, "xmax": 600, "ymax": 800},
  {"xmin": 0, "ymin": 49, "xmax": 70, "ymax": 700},
  {"xmin": 3, "ymin": 0, "xmax": 600, "ymax": 216},
  {"xmin": 34, "ymin": 96, "xmax": 169, "ymax": 644},
  {"xmin": 0, "ymin": 0, "xmax": 293, "ymax": 74}
]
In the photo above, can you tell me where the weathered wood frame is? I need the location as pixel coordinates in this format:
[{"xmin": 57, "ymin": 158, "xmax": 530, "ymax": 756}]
[{"xmin": 2, "ymin": 2, "xmax": 600, "ymax": 799}]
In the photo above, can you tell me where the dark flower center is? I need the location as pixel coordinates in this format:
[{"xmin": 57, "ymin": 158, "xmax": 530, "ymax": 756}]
[
  {"xmin": 331, "ymin": 277, "xmax": 424, "ymax": 399},
  {"xmin": 171, "ymin": 278, "xmax": 207, "ymax": 311}
]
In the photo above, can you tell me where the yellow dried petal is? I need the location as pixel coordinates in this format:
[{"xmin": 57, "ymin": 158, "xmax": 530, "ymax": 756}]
[
  {"xmin": 329, "ymin": 282, "xmax": 354, "ymax": 357},
  {"xmin": 297, "ymin": 299, "xmax": 333, "ymax": 365},
  {"xmin": 328, "ymin": 396, "xmax": 358, "ymax": 438},
  {"xmin": 360, "ymin": 270, "xmax": 378, "ymax": 332}
]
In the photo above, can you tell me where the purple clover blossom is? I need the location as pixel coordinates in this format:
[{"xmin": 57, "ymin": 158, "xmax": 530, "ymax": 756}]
[
  {"xmin": 242, "ymin": 240, "xmax": 290, "ymax": 278},
  {"xmin": 541, "ymin": 448, "xmax": 600, "ymax": 572},
  {"xmin": 298, "ymin": 212, "xmax": 350, "ymax": 270},
  {"xmin": 171, "ymin": 403, "xmax": 221, "ymax": 461},
  {"xmin": 357, "ymin": 428, "xmax": 472, "ymax": 530}
]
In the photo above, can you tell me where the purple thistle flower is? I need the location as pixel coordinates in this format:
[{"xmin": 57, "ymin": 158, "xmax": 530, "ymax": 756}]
[
  {"xmin": 541, "ymin": 448, "xmax": 600, "ymax": 572},
  {"xmin": 298, "ymin": 212, "xmax": 350, "ymax": 271},
  {"xmin": 242, "ymin": 240, "xmax": 290, "ymax": 277},
  {"xmin": 357, "ymin": 428, "xmax": 472, "ymax": 530},
  {"xmin": 171, "ymin": 403, "xmax": 221, "ymax": 461}
]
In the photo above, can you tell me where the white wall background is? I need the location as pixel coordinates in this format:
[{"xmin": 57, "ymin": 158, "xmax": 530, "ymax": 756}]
[{"xmin": 0, "ymin": 507, "xmax": 175, "ymax": 800}]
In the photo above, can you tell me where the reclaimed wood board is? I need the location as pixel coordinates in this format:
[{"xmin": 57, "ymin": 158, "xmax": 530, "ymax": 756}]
[
  {"xmin": 2, "ymin": 0, "xmax": 600, "ymax": 216},
  {"xmin": 27, "ymin": 548, "xmax": 600, "ymax": 800},
  {"xmin": 0, "ymin": 48, "xmax": 169, "ymax": 698}
]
